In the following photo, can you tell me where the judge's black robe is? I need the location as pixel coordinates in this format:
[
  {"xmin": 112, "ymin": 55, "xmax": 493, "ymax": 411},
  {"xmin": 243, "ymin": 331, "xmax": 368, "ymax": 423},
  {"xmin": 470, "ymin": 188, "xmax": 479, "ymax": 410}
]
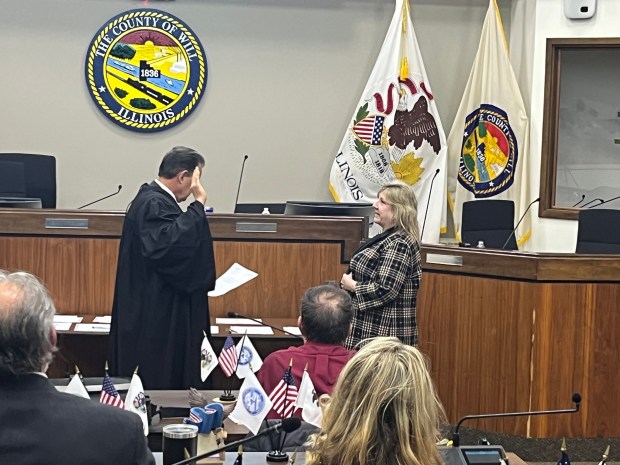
[{"xmin": 108, "ymin": 182, "xmax": 216, "ymax": 389}]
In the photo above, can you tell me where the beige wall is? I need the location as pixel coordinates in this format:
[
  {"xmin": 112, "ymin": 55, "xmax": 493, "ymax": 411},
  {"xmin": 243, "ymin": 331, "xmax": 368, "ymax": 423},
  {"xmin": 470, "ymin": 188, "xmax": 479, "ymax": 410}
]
[
  {"xmin": 526, "ymin": 0, "xmax": 620, "ymax": 251},
  {"xmin": 0, "ymin": 0, "xmax": 509, "ymax": 213}
]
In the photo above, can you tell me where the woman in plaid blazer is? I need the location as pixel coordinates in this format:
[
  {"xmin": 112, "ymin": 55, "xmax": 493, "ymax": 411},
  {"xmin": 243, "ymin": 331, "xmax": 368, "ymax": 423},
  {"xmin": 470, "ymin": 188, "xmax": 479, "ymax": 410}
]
[{"xmin": 341, "ymin": 180, "xmax": 421, "ymax": 348}]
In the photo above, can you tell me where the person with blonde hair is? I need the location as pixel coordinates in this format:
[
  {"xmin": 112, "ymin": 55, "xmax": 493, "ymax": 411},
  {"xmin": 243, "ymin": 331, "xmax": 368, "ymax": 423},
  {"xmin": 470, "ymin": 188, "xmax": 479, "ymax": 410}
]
[
  {"xmin": 340, "ymin": 180, "xmax": 421, "ymax": 348},
  {"xmin": 306, "ymin": 337, "xmax": 445, "ymax": 465}
]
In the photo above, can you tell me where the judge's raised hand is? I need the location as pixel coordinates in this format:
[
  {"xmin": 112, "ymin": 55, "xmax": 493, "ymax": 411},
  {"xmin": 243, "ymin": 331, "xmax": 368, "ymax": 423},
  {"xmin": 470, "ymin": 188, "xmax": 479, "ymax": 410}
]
[{"xmin": 191, "ymin": 166, "xmax": 207, "ymax": 206}]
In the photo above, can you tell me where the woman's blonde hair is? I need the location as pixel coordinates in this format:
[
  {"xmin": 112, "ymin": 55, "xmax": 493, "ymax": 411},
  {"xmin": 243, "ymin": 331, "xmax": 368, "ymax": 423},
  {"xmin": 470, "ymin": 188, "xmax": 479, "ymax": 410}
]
[
  {"xmin": 306, "ymin": 337, "xmax": 445, "ymax": 465},
  {"xmin": 379, "ymin": 180, "xmax": 419, "ymax": 241}
]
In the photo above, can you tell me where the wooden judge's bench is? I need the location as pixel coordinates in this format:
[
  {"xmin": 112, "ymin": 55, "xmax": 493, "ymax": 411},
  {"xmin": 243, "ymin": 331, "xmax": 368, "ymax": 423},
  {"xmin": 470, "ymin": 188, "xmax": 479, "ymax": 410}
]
[{"xmin": 1, "ymin": 209, "xmax": 619, "ymax": 439}]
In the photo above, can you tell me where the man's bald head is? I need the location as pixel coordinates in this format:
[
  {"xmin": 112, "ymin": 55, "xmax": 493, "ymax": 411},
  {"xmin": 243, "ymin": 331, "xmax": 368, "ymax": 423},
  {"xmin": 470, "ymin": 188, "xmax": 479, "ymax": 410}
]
[
  {"xmin": 300, "ymin": 284, "xmax": 353, "ymax": 344},
  {"xmin": 0, "ymin": 270, "xmax": 56, "ymax": 377}
]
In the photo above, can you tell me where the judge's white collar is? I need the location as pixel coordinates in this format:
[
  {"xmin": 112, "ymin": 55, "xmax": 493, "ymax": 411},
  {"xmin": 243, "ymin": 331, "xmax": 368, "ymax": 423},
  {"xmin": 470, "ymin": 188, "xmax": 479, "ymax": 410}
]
[{"xmin": 154, "ymin": 179, "xmax": 178, "ymax": 203}]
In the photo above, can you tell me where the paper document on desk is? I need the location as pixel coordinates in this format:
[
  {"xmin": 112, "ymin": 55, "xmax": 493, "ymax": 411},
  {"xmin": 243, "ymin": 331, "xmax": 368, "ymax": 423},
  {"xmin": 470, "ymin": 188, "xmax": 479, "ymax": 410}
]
[
  {"xmin": 53, "ymin": 315, "xmax": 83, "ymax": 323},
  {"xmin": 208, "ymin": 263, "xmax": 258, "ymax": 297}
]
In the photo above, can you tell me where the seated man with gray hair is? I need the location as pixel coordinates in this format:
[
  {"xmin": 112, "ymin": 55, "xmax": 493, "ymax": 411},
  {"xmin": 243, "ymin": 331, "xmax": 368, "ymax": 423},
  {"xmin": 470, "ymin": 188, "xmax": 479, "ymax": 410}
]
[
  {"xmin": 258, "ymin": 284, "xmax": 355, "ymax": 419},
  {"xmin": 0, "ymin": 270, "xmax": 154, "ymax": 465}
]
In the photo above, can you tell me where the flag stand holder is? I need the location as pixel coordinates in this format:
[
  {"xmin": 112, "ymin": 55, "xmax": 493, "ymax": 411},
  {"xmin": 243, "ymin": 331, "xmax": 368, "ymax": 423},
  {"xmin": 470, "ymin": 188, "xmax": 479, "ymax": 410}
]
[
  {"xmin": 218, "ymin": 389, "xmax": 236, "ymax": 402},
  {"xmin": 266, "ymin": 450, "xmax": 289, "ymax": 462}
]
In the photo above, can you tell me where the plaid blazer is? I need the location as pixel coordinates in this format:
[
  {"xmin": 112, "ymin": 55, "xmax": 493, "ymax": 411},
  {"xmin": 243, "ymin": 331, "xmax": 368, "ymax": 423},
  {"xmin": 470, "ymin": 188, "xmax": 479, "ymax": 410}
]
[{"xmin": 345, "ymin": 231, "xmax": 421, "ymax": 348}]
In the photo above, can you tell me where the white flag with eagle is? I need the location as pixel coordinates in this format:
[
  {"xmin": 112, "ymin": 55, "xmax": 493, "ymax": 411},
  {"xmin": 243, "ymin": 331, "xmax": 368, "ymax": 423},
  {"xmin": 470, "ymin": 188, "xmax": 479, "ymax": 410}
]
[
  {"xmin": 447, "ymin": 0, "xmax": 532, "ymax": 247},
  {"xmin": 328, "ymin": 0, "xmax": 447, "ymax": 243}
]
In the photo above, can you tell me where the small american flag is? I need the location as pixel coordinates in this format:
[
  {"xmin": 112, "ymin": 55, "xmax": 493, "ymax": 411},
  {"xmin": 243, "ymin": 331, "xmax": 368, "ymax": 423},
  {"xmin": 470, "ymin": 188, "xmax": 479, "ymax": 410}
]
[
  {"xmin": 269, "ymin": 366, "xmax": 298, "ymax": 418},
  {"xmin": 100, "ymin": 373, "xmax": 125, "ymax": 409},
  {"xmin": 218, "ymin": 336, "xmax": 238, "ymax": 377}
]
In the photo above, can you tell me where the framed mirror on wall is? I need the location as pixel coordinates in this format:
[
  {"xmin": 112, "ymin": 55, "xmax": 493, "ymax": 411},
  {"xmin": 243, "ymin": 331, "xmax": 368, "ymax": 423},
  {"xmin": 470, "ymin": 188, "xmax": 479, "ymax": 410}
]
[{"xmin": 540, "ymin": 38, "xmax": 620, "ymax": 220}]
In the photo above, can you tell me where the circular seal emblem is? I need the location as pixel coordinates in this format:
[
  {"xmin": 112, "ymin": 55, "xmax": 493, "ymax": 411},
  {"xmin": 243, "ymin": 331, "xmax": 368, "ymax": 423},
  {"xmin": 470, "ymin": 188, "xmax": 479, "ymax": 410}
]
[
  {"xmin": 85, "ymin": 9, "xmax": 207, "ymax": 132},
  {"xmin": 458, "ymin": 104, "xmax": 518, "ymax": 197},
  {"xmin": 238, "ymin": 346, "xmax": 253, "ymax": 367},
  {"xmin": 241, "ymin": 387, "xmax": 267, "ymax": 416}
]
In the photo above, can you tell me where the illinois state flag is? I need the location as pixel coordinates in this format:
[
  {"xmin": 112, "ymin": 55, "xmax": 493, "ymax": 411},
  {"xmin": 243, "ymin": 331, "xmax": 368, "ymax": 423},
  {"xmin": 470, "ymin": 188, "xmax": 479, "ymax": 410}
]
[
  {"xmin": 329, "ymin": 0, "xmax": 448, "ymax": 243},
  {"xmin": 200, "ymin": 332, "xmax": 218, "ymax": 382},
  {"xmin": 124, "ymin": 371, "xmax": 149, "ymax": 436},
  {"xmin": 447, "ymin": 0, "xmax": 532, "ymax": 246}
]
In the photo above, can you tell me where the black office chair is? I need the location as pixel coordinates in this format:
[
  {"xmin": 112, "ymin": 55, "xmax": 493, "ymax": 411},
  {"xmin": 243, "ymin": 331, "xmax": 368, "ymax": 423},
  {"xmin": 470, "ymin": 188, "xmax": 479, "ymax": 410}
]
[
  {"xmin": 461, "ymin": 200, "xmax": 517, "ymax": 250},
  {"xmin": 575, "ymin": 209, "xmax": 620, "ymax": 254},
  {"xmin": 0, "ymin": 153, "xmax": 57, "ymax": 208},
  {"xmin": 234, "ymin": 203, "xmax": 286, "ymax": 214}
]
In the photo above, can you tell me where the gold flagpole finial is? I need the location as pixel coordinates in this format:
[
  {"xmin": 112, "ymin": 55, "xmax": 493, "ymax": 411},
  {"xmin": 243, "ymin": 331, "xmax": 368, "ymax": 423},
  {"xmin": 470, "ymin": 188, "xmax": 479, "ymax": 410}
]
[
  {"xmin": 400, "ymin": 57, "xmax": 409, "ymax": 81},
  {"xmin": 237, "ymin": 444, "xmax": 243, "ymax": 455},
  {"xmin": 75, "ymin": 365, "xmax": 81, "ymax": 375},
  {"xmin": 303, "ymin": 362, "xmax": 309, "ymax": 372},
  {"xmin": 561, "ymin": 437, "xmax": 567, "ymax": 452},
  {"xmin": 104, "ymin": 360, "xmax": 109, "ymax": 372},
  {"xmin": 133, "ymin": 365, "xmax": 139, "ymax": 375},
  {"xmin": 289, "ymin": 358, "xmax": 293, "ymax": 367}
]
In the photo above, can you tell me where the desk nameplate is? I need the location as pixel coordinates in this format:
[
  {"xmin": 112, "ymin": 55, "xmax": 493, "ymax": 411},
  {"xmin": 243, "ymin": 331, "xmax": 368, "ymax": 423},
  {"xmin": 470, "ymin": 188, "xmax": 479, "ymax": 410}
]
[
  {"xmin": 426, "ymin": 253, "xmax": 463, "ymax": 266},
  {"xmin": 235, "ymin": 222, "xmax": 277, "ymax": 233}
]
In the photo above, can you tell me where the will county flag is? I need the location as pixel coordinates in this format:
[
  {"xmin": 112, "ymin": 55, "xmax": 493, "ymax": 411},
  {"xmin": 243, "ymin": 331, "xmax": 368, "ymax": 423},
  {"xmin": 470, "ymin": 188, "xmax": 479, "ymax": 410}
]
[
  {"xmin": 218, "ymin": 335, "xmax": 238, "ymax": 378},
  {"xmin": 124, "ymin": 372, "xmax": 149, "ymax": 435},
  {"xmin": 268, "ymin": 366, "xmax": 298, "ymax": 419},
  {"xmin": 200, "ymin": 333, "xmax": 218, "ymax": 381},
  {"xmin": 447, "ymin": 0, "xmax": 532, "ymax": 247},
  {"xmin": 228, "ymin": 370, "xmax": 273, "ymax": 435},
  {"xmin": 293, "ymin": 370, "xmax": 322, "ymax": 427},
  {"xmin": 235, "ymin": 335, "xmax": 263, "ymax": 379},
  {"xmin": 329, "ymin": 0, "xmax": 448, "ymax": 243},
  {"xmin": 100, "ymin": 372, "xmax": 125, "ymax": 409}
]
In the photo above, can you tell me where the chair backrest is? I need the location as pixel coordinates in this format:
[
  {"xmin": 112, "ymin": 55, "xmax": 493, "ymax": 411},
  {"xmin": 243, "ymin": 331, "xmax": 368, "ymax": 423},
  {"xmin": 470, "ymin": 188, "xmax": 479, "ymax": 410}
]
[
  {"xmin": 576, "ymin": 209, "xmax": 620, "ymax": 254},
  {"xmin": 234, "ymin": 203, "xmax": 286, "ymax": 214},
  {"xmin": 461, "ymin": 200, "xmax": 517, "ymax": 250},
  {"xmin": 0, "ymin": 153, "xmax": 56, "ymax": 208}
]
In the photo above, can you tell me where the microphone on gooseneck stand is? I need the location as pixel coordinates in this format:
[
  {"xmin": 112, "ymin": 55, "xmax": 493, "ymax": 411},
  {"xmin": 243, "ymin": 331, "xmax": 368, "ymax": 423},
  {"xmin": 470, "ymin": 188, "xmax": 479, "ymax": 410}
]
[
  {"xmin": 451, "ymin": 393, "xmax": 581, "ymax": 447},
  {"xmin": 233, "ymin": 155, "xmax": 249, "ymax": 213},
  {"xmin": 172, "ymin": 417, "xmax": 302, "ymax": 465},
  {"xmin": 77, "ymin": 185, "xmax": 123, "ymax": 209},
  {"xmin": 582, "ymin": 197, "xmax": 604, "ymax": 208},
  {"xmin": 571, "ymin": 194, "xmax": 586, "ymax": 208},
  {"xmin": 226, "ymin": 311, "xmax": 303, "ymax": 339},
  {"xmin": 589, "ymin": 194, "xmax": 620, "ymax": 208},
  {"xmin": 501, "ymin": 197, "xmax": 540, "ymax": 250},
  {"xmin": 421, "ymin": 168, "xmax": 441, "ymax": 242}
]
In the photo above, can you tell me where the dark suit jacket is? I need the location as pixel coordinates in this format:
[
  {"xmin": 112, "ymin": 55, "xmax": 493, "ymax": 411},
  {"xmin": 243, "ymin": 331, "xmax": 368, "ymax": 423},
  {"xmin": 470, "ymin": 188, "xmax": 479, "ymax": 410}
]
[{"xmin": 0, "ymin": 374, "xmax": 155, "ymax": 465}]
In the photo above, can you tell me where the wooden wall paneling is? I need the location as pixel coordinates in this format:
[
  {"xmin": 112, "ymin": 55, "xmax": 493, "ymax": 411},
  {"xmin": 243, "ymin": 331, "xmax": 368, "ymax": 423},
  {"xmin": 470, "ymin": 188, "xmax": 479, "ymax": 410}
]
[
  {"xmin": 419, "ymin": 273, "xmax": 535, "ymax": 436},
  {"xmin": 587, "ymin": 284, "xmax": 620, "ymax": 437},
  {"xmin": 0, "ymin": 236, "xmax": 119, "ymax": 315},
  {"xmin": 208, "ymin": 241, "xmax": 347, "ymax": 319},
  {"xmin": 530, "ymin": 283, "xmax": 590, "ymax": 437}
]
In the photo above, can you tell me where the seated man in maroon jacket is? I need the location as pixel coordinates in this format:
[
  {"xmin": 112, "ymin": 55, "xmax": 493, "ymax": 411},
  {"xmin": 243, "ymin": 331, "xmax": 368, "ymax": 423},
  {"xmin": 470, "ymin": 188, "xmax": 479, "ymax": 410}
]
[{"xmin": 258, "ymin": 284, "xmax": 355, "ymax": 419}]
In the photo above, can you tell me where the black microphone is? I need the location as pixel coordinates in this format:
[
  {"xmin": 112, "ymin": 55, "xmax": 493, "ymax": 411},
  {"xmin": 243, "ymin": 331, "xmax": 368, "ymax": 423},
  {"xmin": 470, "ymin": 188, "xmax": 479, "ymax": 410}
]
[
  {"xmin": 77, "ymin": 185, "xmax": 122, "ymax": 209},
  {"xmin": 589, "ymin": 194, "xmax": 620, "ymax": 208},
  {"xmin": 582, "ymin": 198, "xmax": 603, "ymax": 208},
  {"xmin": 421, "ymin": 168, "xmax": 441, "ymax": 242},
  {"xmin": 501, "ymin": 197, "xmax": 540, "ymax": 250},
  {"xmin": 571, "ymin": 194, "xmax": 586, "ymax": 208},
  {"xmin": 233, "ymin": 155, "xmax": 249, "ymax": 213},
  {"xmin": 172, "ymin": 417, "xmax": 302, "ymax": 465},
  {"xmin": 452, "ymin": 393, "xmax": 581, "ymax": 447},
  {"xmin": 226, "ymin": 311, "xmax": 303, "ymax": 339}
]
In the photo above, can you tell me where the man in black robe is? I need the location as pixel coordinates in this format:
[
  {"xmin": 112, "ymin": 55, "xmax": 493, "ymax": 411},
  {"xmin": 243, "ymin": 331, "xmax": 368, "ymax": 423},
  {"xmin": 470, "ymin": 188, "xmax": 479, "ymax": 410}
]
[{"xmin": 108, "ymin": 146, "xmax": 216, "ymax": 389}]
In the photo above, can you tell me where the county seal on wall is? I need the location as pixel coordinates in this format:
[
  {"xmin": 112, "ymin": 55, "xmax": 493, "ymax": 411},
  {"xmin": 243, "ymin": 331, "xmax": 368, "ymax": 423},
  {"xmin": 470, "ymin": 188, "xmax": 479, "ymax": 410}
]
[
  {"xmin": 457, "ymin": 104, "xmax": 518, "ymax": 197},
  {"xmin": 85, "ymin": 9, "xmax": 207, "ymax": 132}
]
